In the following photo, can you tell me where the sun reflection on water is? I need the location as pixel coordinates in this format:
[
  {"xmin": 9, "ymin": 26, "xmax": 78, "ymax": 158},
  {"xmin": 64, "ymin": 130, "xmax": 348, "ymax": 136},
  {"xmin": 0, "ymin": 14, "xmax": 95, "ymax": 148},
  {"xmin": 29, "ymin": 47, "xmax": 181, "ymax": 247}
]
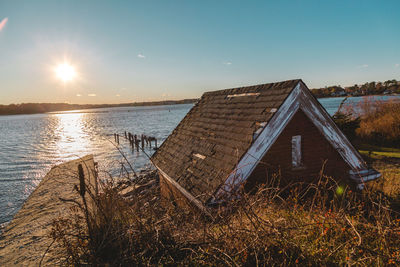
[{"xmin": 53, "ymin": 112, "xmax": 92, "ymax": 160}]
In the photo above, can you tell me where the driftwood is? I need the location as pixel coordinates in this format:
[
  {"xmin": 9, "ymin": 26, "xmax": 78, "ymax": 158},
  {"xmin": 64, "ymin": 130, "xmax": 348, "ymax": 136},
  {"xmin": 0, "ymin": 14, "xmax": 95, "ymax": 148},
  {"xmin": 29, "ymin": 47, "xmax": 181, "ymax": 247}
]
[{"xmin": 116, "ymin": 170, "xmax": 159, "ymax": 199}]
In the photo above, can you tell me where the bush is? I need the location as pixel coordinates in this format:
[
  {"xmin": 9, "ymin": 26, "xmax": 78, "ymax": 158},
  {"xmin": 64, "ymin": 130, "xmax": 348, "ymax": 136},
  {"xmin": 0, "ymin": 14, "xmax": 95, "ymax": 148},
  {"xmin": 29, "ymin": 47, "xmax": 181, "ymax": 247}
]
[
  {"xmin": 356, "ymin": 101, "xmax": 400, "ymax": 147},
  {"xmin": 332, "ymin": 112, "xmax": 360, "ymax": 142},
  {"xmin": 335, "ymin": 96, "xmax": 400, "ymax": 147}
]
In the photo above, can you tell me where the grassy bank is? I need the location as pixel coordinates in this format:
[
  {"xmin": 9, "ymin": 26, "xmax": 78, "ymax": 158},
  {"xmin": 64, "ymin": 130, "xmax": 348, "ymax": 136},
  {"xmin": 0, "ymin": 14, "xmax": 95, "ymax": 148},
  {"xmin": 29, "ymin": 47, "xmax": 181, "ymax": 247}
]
[
  {"xmin": 50, "ymin": 158, "xmax": 400, "ymax": 266},
  {"xmin": 359, "ymin": 145, "xmax": 400, "ymax": 201}
]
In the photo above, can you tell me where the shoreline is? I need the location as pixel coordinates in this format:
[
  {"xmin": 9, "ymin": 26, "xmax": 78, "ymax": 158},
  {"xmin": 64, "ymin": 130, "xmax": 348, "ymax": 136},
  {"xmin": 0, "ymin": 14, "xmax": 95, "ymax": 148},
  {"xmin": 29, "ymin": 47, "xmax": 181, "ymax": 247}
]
[
  {"xmin": 316, "ymin": 93, "xmax": 399, "ymax": 99},
  {"xmin": 0, "ymin": 99, "xmax": 198, "ymax": 116},
  {"xmin": 2, "ymin": 94, "xmax": 400, "ymax": 117}
]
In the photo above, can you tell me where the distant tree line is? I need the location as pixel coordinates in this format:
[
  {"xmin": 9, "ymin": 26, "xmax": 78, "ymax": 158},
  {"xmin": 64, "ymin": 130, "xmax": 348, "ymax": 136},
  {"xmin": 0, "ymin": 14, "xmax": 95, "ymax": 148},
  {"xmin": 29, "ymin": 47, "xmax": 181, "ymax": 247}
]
[
  {"xmin": 2, "ymin": 79, "xmax": 399, "ymax": 116},
  {"xmin": 0, "ymin": 99, "xmax": 198, "ymax": 116},
  {"xmin": 312, "ymin": 79, "xmax": 400, "ymax": 98}
]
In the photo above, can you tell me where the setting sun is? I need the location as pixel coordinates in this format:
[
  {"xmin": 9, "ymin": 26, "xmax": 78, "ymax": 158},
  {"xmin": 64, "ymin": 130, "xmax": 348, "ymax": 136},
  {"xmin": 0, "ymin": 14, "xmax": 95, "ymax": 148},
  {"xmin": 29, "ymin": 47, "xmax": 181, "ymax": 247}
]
[{"xmin": 55, "ymin": 63, "xmax": 76, "ymax": 83}]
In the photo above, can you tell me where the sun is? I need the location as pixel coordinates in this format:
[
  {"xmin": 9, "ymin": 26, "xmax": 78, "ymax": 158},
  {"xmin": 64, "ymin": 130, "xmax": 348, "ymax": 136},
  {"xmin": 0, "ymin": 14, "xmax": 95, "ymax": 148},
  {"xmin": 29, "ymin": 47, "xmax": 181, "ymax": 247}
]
[{"xmin": 55, "ymin": 63, "xmax": 76, "ymax": 82}]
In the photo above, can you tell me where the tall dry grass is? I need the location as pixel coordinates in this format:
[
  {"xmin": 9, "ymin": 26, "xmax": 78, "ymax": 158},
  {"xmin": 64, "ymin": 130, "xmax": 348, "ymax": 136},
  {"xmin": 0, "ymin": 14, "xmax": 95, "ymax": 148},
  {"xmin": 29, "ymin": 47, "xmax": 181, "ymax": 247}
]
[
  {"xmin": 50, "ymin": 166, "xmax": 400, "ymax": 266},
  {"xmin": 357, "ymin": 102, "xmax": 400, "ymax": 146},
  {"xmin": 336, "ymin": 96, "xmax": 400, "ymax": 147}
]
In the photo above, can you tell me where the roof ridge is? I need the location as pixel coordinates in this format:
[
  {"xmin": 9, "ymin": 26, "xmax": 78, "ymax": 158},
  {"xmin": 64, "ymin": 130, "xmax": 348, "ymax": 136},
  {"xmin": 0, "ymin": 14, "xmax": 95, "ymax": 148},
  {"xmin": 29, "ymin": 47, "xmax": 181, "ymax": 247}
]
[{"xmin": 203, "ymin": 79, "xmax": 302, "ymax": 96}]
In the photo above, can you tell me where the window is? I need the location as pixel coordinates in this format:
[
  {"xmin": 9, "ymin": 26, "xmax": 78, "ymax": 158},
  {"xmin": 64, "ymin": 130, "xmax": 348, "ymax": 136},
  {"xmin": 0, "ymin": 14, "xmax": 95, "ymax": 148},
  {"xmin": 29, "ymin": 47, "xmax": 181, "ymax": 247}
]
[{"xmin": 292, "ymin": 135, "xmax": 302, "ymax": 168}]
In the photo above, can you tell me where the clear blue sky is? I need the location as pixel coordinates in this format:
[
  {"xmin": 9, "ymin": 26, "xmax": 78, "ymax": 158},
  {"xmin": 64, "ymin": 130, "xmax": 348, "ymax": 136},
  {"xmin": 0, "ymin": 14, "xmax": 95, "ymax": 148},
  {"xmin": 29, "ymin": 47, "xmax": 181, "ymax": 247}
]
[{"xmin": 0, "ymin": 0, "xmax": 399, "ymax": 104}]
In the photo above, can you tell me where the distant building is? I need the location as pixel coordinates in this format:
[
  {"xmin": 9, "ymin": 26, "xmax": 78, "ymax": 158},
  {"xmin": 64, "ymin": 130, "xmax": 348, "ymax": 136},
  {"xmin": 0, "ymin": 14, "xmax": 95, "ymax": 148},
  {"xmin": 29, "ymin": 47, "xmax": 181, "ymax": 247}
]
[
  {"xmin": 151, "ymin": 79, "xmax": 380, "ymax": 212},
  {"xmin": 383, "ymin": 90, "xmax": 392, "ymax": 95},
  {"xmin": 332, "ymin": 90, "xmax": 347, "ymax": 97}
]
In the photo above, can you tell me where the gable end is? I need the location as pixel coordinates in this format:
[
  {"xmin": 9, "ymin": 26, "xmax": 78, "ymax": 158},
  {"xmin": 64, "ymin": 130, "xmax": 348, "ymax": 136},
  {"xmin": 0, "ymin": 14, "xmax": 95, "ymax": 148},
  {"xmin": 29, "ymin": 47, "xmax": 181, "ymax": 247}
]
[{"xmin": 212, "ymin": 81, "xmax": 378, "ymax": 202}]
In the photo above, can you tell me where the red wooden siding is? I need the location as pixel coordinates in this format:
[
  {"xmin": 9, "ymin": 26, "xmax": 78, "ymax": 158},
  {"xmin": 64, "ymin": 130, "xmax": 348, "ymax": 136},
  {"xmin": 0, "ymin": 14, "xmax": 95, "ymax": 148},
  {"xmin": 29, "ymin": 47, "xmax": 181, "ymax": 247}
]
[{"xmin": 245, "ymin": 109, "xmax": 351, "ymax": 189}]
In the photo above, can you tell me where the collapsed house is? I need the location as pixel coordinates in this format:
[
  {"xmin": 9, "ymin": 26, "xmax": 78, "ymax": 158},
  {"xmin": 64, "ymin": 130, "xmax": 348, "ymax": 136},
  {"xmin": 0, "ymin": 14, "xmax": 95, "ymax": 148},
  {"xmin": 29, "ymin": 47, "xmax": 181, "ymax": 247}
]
[{"xmin": 151, "ymin": 79, "xmax": 380, "ymax": 212}]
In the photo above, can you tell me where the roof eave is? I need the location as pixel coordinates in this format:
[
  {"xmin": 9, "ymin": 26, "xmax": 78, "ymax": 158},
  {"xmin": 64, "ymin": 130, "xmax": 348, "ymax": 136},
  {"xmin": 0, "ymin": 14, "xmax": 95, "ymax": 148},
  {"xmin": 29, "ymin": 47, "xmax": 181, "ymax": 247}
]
[
  {"xmin": 155, "ymin": 165, "xmax": 213, "ymax": 218},
  {"xmin": 349, "ymin": 168, "xmax": 382, "ymax": 189}
]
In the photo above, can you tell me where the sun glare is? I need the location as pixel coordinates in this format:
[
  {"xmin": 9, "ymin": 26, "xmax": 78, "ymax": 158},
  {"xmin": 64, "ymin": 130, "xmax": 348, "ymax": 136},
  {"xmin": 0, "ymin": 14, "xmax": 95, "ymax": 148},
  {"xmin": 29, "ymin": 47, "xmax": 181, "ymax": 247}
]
[{"xmin": 55, "ymin": 63, "xmax": 76, "ymax": 82}]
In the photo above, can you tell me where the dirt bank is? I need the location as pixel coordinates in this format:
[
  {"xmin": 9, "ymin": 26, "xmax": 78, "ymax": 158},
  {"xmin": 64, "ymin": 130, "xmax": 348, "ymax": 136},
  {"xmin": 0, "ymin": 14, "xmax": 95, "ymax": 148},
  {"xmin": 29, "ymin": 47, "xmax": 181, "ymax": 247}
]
[{"xmin": 0, "ymin": 155, "xmax": 97, "ymax": 266}]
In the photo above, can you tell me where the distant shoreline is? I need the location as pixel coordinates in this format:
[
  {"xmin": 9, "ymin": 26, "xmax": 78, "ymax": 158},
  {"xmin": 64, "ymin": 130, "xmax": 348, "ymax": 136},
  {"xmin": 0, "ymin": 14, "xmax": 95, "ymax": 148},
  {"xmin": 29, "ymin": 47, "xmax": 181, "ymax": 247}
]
[
  {"xmin": 1, "ymin": 93, "xmax": 399, "ymax": 117},
  {"xmin": 0, "ymin": 99, "xmax": 198, "ymax": 116},
  {"xmin": 315, "ymin": 93, "xmax": 399, "ymax": 99}
]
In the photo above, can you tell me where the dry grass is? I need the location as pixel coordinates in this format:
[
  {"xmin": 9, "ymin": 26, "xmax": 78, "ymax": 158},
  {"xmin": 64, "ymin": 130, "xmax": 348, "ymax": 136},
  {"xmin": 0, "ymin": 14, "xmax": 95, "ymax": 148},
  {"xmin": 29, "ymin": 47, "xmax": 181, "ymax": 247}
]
[
  {"xmin": 50, "ymin": 165, "xmax": 400, "ymax": 266},
  {"xmin": 339, "ymin": 97, "xmax": 400, "ymax": 147}
]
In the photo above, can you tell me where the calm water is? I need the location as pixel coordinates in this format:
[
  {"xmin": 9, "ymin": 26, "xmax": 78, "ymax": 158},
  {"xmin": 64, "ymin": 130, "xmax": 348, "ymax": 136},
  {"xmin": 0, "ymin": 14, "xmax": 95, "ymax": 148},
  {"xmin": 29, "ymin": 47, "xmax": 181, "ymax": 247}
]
[{"xmin": 1, "ymin": 95, "xmax": 399, "ymax": 225}]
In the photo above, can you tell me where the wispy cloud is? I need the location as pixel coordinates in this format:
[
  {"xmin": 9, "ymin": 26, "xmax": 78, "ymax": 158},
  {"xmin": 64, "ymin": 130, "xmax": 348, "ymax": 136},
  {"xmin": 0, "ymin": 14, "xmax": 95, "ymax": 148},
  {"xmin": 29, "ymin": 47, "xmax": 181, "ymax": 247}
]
[
  {"xmin": 116, "ymin": 94, "xmax": 120, "ymax": 97},
  {"xmin": 395, "ymin": 63, "xmax": 399, "ymax": 68},
  {"xmin": 137, "ymin": 53, "xmax": 146, "ymax": 59},
  {"xmin": 223, "ymin": 62, "xmax": 232, "ymax": 65},
  {"xmin": 0, "ymin": 17, "xmax": 8, "ymax": 31},
  {"xmin": 76, "ymin": 94, "xmax": 82, "ymax": 97},
  {"xmin": 358, "ymin": 64, "xmax": 369, "ymax": 68},
  {"xmin": 88, "ymin": 93, "xmax": 96, "ymax": 97}
]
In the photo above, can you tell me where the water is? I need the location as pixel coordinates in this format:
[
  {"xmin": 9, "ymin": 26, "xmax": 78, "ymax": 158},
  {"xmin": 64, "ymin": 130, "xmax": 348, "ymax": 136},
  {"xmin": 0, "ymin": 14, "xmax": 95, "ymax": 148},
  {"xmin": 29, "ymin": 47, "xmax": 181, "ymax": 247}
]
[
  {"xmin": 318, "ymin": 95, "xmax": 400, "ymax": 115},
  {"xmin": 1, "ymin": 95, "xmax": 399, "ymax": 225},
  {"xmin": 0, "ymin": 104, "xmax": 191, "ymax": 225}
]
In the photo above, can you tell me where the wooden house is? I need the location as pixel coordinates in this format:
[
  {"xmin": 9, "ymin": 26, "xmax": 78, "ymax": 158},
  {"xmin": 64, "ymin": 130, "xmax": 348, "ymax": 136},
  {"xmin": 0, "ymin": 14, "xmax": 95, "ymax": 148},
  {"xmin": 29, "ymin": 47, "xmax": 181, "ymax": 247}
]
[{"xmin": 151, "ymin": 79, "xmax": 380, "ymax": 212}]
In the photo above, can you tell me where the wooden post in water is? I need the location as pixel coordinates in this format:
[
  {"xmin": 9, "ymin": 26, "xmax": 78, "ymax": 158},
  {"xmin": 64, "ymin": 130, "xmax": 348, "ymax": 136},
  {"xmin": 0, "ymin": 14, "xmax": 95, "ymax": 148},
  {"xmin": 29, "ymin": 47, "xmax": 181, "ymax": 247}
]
[
  {"xmin": 135, "ymin": 139, "xmax": 140, "ymax": 152},
  {"xmin": 155, "ymin": 138, "xmax": 157, "ymax": 149},
  {"xmin": 124, "ymin": 131, "xmax": 127, "ymax": 139},
  {"xmin": 117, "ymin": 134, "xmax": 120, "ymax": 144}
]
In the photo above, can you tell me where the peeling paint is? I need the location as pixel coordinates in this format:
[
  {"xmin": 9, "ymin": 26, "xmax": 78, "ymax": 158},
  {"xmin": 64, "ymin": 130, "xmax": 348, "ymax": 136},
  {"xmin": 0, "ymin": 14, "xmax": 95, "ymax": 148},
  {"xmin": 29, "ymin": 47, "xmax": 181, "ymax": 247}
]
[{"xmin": 291, "ymin": 135, "xmax": 302, "ymax": 167}]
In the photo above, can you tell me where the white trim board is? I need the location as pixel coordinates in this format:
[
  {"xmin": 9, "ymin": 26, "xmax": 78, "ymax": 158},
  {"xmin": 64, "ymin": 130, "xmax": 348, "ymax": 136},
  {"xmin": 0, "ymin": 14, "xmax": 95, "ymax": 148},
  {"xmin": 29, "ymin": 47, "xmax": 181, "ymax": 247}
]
[
  {"xmin": 212, "ymin": 81, "xmax": 376, "ymax": 202},
  {"xmin": 298, "ymin": 83, "xmax": 365, "ymax": 170}
]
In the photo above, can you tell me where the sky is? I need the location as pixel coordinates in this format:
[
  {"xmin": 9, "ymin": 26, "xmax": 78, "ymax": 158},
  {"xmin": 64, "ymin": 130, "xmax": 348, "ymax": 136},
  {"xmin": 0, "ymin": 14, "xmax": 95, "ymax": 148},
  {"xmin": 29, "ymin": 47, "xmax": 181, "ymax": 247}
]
[{"xmin": 0, "ymin": 0, "xmax": 399, "ymax": 104}]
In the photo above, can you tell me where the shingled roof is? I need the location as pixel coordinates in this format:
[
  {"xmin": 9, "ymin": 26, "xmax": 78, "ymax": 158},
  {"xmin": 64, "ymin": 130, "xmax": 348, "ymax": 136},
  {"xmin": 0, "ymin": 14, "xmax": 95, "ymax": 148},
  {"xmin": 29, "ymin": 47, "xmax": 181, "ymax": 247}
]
[{"xmin": 151, "ymin": 79, "xmax": 302, "ymax": 204}]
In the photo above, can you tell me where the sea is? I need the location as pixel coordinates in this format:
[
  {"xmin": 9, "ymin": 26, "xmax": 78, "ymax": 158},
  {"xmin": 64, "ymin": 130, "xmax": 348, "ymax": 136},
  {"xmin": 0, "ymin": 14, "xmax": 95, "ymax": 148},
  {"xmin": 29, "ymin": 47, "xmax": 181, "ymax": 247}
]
[{"xmin": 1, "ymin": 95, "xmax": 399, "ymax": 225}]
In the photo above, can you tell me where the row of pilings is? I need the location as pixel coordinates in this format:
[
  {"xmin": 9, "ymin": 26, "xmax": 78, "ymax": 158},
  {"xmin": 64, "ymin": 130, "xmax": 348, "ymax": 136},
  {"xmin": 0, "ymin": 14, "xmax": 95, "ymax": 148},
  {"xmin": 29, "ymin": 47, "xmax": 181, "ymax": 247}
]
[{"xmin": 113, "ymin": 132, "xmax": 157, "ymax": 152}]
